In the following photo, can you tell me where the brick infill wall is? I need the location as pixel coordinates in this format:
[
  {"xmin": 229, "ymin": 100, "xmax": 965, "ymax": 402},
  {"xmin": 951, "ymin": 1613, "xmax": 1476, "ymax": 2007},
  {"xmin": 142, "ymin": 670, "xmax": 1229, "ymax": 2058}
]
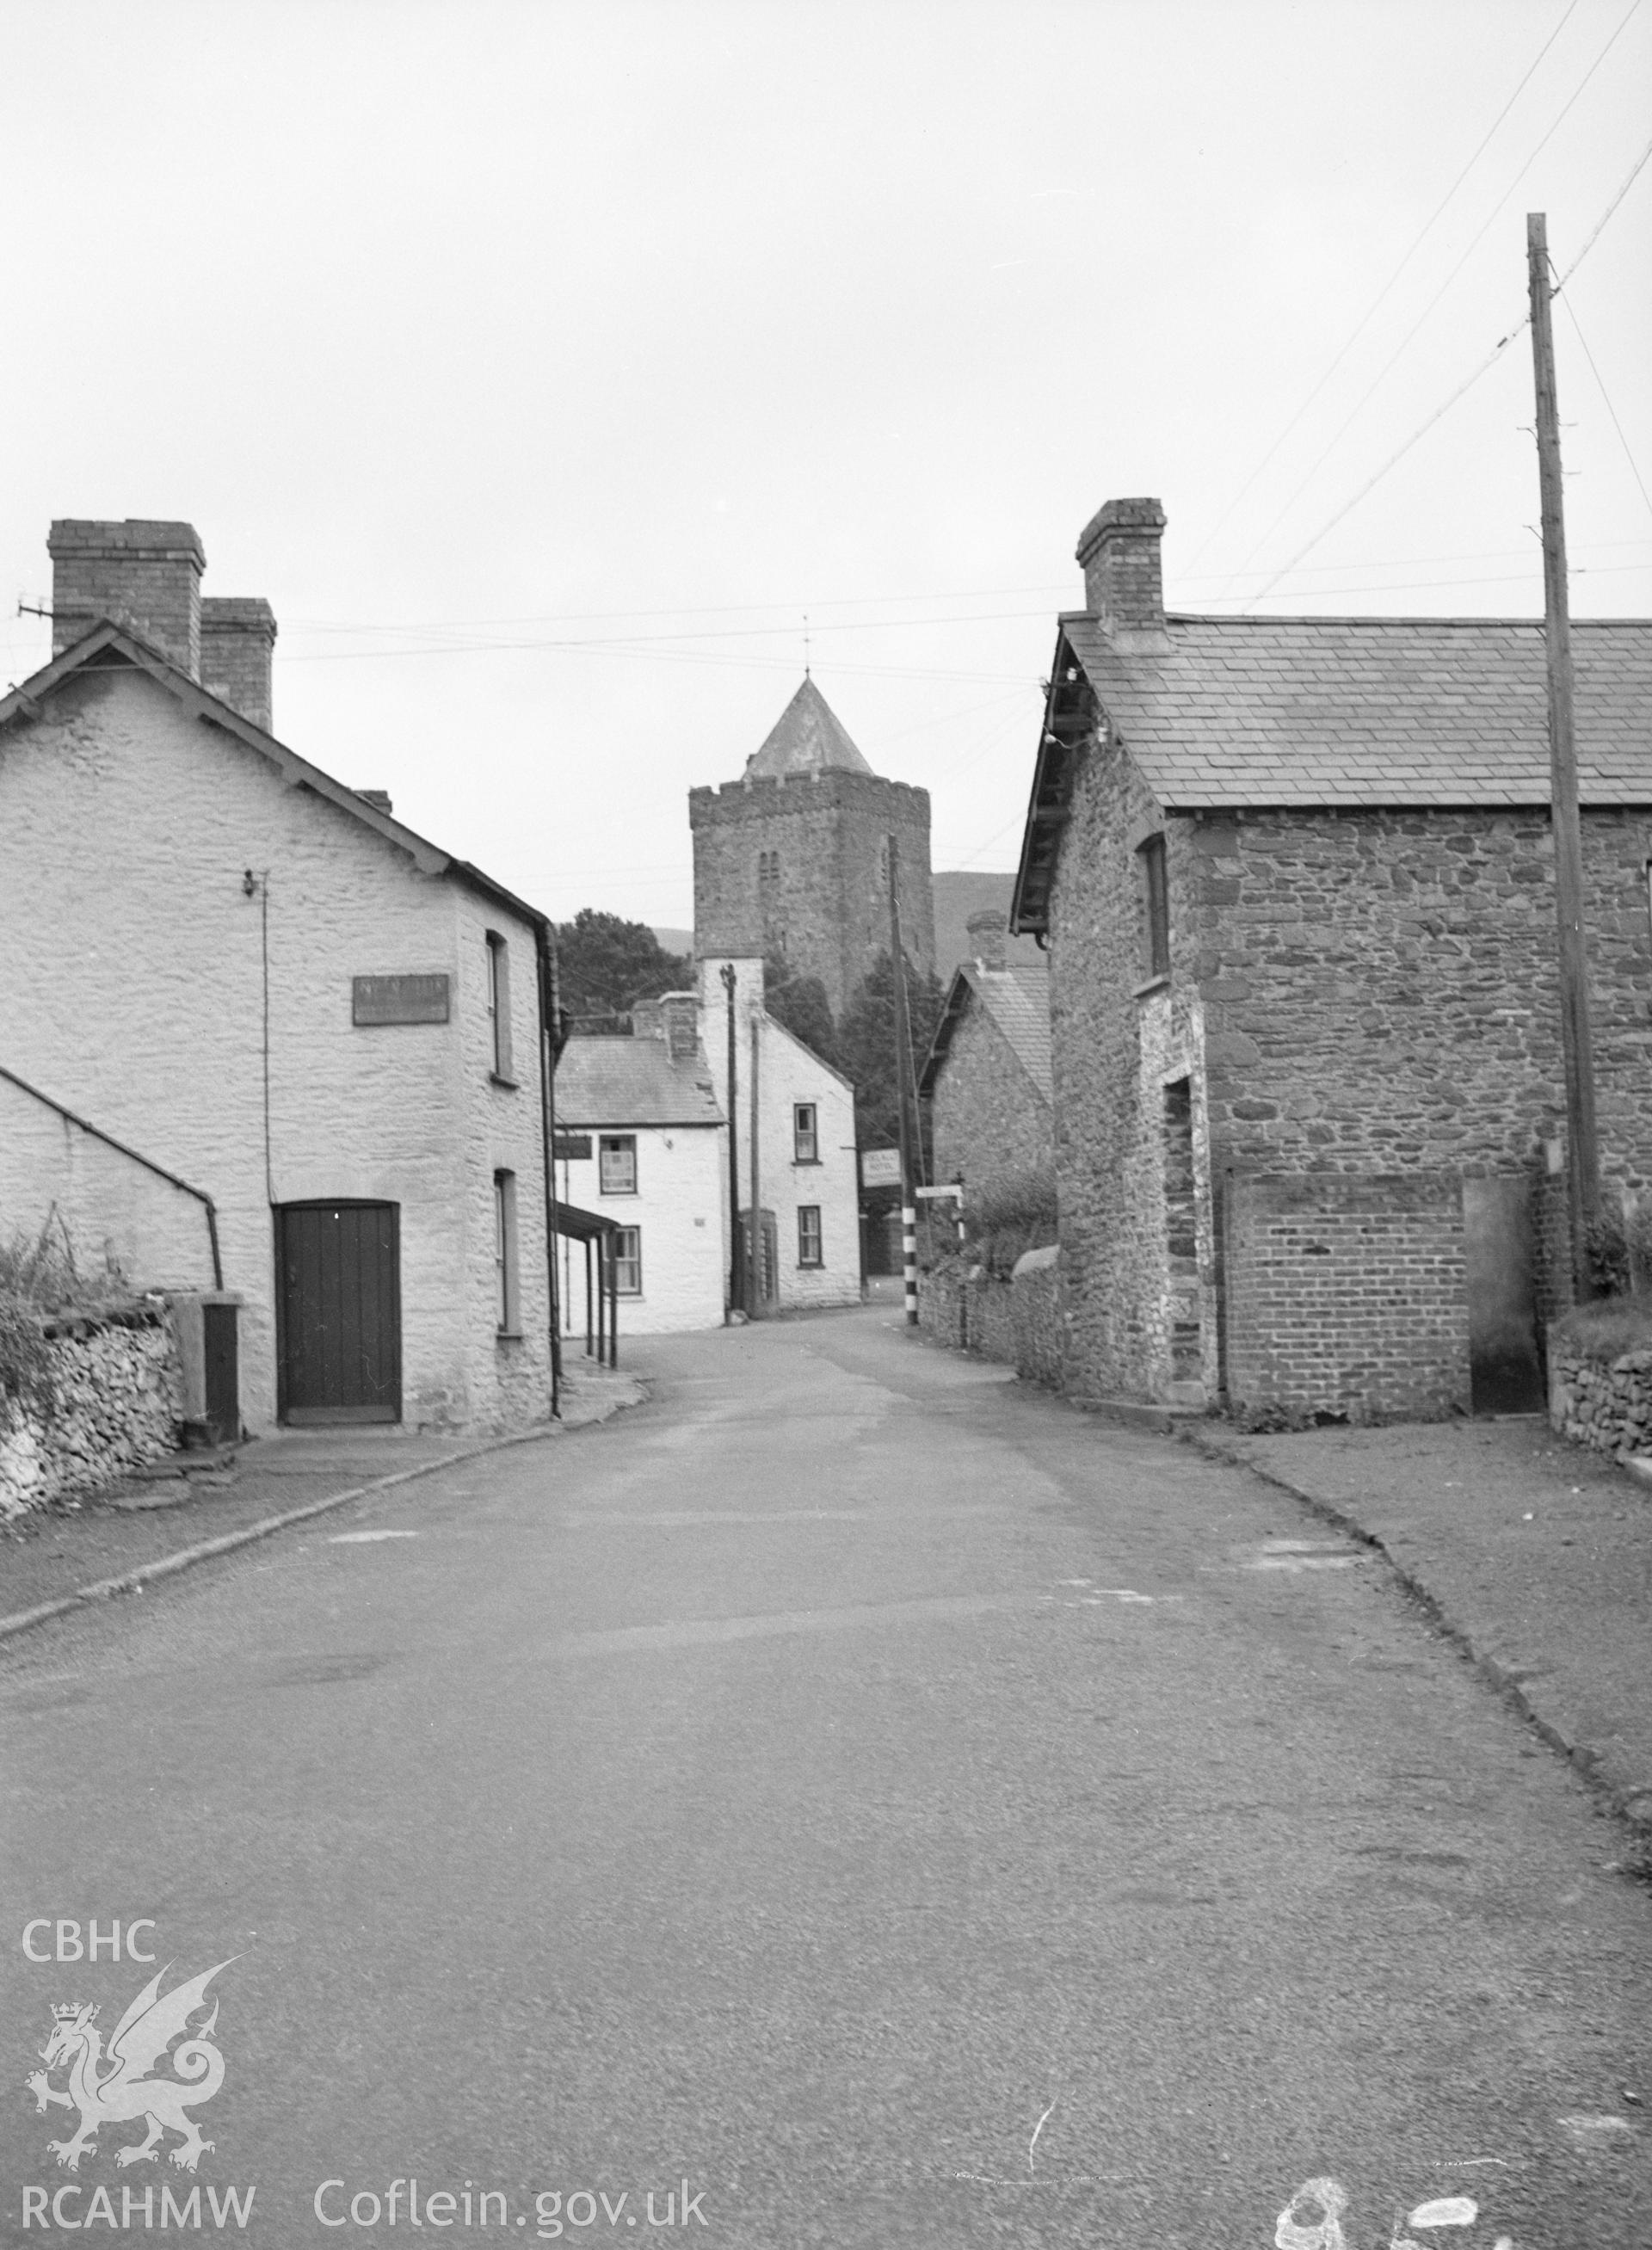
[
  {"xmin": 1549, "ymin": 1341, "xmax": 1652, "ymax": 1463},
  {"xmin": 1224, "ymin": 1173, "xmax": 1469, "ymax": 1423},
  {"xmin": 0, "ymin": 1306, "xmax": 183, "ymax": 1517}
]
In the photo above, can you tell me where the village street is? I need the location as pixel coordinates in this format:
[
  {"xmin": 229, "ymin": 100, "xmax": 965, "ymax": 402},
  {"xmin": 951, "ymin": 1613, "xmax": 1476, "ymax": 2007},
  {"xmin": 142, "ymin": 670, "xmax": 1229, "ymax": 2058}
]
[{"xmin": 3, "ymin": 1306, "xmax": 1650, "ymax": 2248}]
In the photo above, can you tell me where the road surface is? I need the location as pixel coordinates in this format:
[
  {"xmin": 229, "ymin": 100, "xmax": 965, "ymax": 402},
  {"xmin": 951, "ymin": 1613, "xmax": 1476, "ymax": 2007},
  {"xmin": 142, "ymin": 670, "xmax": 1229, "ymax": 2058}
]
[{"xmin": 5, "ymin": 1306, "xmax": 1649, "ymax": 2246}]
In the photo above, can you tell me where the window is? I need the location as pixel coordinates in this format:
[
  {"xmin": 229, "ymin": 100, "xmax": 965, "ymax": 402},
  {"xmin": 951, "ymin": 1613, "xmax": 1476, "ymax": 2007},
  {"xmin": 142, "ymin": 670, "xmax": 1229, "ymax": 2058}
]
[
  {"xmin": 494, "ymin": 1170, "xmax": 521, "ymax": 1335},
  {"xmin": 613, "ymin": 1226, "xmax": 642, "ymax": 1296},
  {"xmin": 599, "ymin": 1134, "xmax": 638, "ymax": 1195},
  {"xmin": 1137, "ymin": 834, "xmax": 1170, "ymax": 981},
  {"xmin": 798, "ymin": 1205, "xmax": 823, "ymax": 1267},
  {"xmin": 793, "ymin": 1102, "xmax": 817, "ymax": 1162},
  {"xmin": 485, "ymin": 933, "xmax": 515, "ymax": 1081}
]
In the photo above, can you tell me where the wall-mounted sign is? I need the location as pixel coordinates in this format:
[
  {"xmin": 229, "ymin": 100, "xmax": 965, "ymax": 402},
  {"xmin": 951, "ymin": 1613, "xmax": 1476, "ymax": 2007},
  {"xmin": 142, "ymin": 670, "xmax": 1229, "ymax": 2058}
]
[
  {"xmin": 352, "ymin": 973, "xmax": 451, "ymax": 1026},
  {"xmin": 553, "ymin": 1134, "xmax": 593, "ymax": 1162},
  {"xmin": 860, "ymin": 1148, "xmax": 902, "ymax": 1186}
]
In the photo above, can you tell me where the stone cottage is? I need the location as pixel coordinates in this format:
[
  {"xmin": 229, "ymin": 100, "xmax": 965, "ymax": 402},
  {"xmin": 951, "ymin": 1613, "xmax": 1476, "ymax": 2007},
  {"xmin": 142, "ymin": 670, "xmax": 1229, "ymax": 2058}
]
[
  {"xmin": 918, "ymin": 910, "xmax": 1053, "ymax": 1193},
  {"xmin": 0, "ymin": 518, "xmax": 557, "ymax": 1434},
  {"xmin": 1010, "ymin": 496, "xmax": 1652, "ymax": 1423}
]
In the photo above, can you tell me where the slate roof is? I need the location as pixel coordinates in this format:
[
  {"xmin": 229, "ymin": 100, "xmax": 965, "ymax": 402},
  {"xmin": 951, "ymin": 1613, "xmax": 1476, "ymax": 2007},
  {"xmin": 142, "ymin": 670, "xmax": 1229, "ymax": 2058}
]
[
  {"xmin": 746, "ymin": 676, "xmax": 874, "ymax": 778},
  {"xmin": 555, "ymin": 1035, "xmax": 724, "ymax": 1128},
  {"xmin": 919, "ymin": 959, "xmax": 1052, "ymax": 1103},
  {"xmin": 1014, "ymin": 607, "xmax": 1652, "ymax": 934},
  {"xmin": 1062, "ymin": 612, "xmax": 1652, "ymax": 809}
]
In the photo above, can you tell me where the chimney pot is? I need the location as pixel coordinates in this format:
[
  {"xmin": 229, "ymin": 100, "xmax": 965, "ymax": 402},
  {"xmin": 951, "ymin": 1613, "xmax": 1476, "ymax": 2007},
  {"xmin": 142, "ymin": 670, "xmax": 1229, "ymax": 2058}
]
[
  {"xmin": 47, "ymin": 518, "xmax": 206, "ymax": 676},
  {"xmin": 1075, "ymin": 497, "xmax": 1168, "ymax": 647}
]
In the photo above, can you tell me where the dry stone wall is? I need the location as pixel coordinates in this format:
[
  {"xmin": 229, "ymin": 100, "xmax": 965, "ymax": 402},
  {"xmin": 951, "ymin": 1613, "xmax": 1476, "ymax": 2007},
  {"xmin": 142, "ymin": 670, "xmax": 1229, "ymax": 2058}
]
[
  {"xmin": 918, "ymin": 1247, "xmax": 1061, "ymax": 1387},
  {"xmin": 0, "ymin": 1308, "xmax": 183, "ymax": 1518},
  {"xmin": 1549, "ymin": 1339, "xmax": 1652, "ymax": 1463}
]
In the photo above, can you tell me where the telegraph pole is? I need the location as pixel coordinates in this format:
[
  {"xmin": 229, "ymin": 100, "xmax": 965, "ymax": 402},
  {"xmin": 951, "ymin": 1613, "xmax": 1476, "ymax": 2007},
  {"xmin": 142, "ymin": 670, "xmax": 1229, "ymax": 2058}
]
[
  {"xmin": 1528, "ymin": 211, "xmax": 1601, "ymax": 1296},
  {"xmin": 887, "ymin": 838, "xmax": 919, "ymax": 1328},
  {"xmin": 719, "ymin": 962, "xmax": 743, "ymax": 1316}
]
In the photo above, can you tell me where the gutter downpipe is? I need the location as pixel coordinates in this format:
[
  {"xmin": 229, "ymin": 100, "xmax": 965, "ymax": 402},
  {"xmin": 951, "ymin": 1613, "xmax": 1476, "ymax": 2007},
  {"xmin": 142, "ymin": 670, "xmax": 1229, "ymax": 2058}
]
[
  {"xmin": 0, "ymin": 1063, "xmax": 224, "ymax": 1291},
  {"xmin": 535, "ymin": 922, "xmax": 564, "ymax": 1418}
]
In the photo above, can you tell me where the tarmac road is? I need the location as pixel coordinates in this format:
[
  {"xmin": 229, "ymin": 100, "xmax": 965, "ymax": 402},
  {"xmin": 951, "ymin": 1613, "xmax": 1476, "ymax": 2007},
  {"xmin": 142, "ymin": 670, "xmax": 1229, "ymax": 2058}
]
[{"xmin": 4, "ymin": 1305, "xmax": 1650, "ymax": 2247}]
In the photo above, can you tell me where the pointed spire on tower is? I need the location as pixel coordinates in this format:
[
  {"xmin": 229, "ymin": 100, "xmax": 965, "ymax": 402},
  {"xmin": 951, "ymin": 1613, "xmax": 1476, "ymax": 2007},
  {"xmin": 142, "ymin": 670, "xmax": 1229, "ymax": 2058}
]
[{"xmin": 745, "ymin": 676, "xmax": 874, "ymax": 779}]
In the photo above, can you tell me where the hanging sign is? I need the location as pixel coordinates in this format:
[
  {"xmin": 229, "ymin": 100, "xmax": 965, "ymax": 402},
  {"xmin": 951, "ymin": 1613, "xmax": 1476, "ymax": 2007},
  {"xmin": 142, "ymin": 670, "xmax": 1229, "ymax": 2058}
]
[{"xmin": 860, "ymin": 1149, "xmax": 902, "ymax": 1187}]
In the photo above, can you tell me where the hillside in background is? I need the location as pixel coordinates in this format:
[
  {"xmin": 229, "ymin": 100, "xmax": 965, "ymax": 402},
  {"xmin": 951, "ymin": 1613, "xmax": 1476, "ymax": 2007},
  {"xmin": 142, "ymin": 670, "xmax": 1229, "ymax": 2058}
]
[{"xmin": 655, "ymin": 878, "xmax": 1040, "ymax": 987}]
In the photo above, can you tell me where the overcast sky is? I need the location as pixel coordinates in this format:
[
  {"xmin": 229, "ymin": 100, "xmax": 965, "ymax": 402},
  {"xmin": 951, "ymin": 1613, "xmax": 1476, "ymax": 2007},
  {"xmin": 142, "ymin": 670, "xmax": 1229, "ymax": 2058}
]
[{"xmin": 4, "ymin": 0, "xmax": 1649, "ymax": 933}]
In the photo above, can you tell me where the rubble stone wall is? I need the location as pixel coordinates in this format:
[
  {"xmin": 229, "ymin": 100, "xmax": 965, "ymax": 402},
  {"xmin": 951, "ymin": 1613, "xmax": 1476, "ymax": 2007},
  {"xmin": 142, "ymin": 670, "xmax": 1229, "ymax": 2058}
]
[
  {"xmin": 1549, "ymin": 1341, "xmax": 1652, "ymax": 1462},
  {"xmin": 0, "ymin": 1310, "xmax": 183, "ymax": 1518},
  {"xmin": 930, "ymin": 999, "xmax": 1053, "ymax": 1192},
  {"xmin": 918, "ymin": 1249, "xmax": 1061, "ymax": 1387}
]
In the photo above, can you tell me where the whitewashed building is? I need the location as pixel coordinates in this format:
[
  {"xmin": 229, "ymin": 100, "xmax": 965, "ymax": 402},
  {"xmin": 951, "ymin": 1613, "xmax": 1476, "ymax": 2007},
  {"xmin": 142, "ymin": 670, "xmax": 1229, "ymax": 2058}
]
[
  {"xmin": 0, "ymin": 518, "xmax": 556, "ymax": 1434},
  {"xmin": 554, "ymin": 1000, "xmax": 728, "ymax": 1335},
  {"xmin": 698, "ymin": 957, "xmax": 860, "ymax": 1313}
]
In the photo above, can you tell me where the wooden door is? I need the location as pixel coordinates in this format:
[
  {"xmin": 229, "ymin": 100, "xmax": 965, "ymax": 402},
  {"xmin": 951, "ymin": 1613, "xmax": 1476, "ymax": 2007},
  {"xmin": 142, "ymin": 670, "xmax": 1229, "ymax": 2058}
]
[{"xmin": 277, "ymin": 1202, "xmax": 402, "ymax": 1424}]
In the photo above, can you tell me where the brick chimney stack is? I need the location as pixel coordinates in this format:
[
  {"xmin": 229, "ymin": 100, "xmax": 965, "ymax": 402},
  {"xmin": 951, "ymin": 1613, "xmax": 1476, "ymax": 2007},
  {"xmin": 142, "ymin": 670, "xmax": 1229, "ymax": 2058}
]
[
  {"xmin": 1076, "ymin": 497, "xmax": 1168, "ymax": 649},
  {"xmin": 967, "ymin": 909, "xmax": 1008, "ymax": 972},
  {"xmin": 200, "ymin": 598, "xmax": 278, "ymax": 732},
  {"xmin": 47, "ymin": 520, "xmax": 206, "ymax": 677}
]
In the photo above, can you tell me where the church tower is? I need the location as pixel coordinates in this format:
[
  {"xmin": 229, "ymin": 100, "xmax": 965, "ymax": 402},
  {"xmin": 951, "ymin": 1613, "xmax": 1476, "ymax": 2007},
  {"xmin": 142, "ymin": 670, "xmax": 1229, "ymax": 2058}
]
[{"xmin": 689, "ymin": 678, "xmax": 935, "ymax": 1021}]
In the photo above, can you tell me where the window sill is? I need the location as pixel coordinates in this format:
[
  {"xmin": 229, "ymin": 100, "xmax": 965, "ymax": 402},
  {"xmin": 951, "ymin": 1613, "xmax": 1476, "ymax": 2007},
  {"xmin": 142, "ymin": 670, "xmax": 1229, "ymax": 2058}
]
[
  {"xmin": 489, "ymin": 1072, "xmax": 520, "ymax": 1091},
  {"xmin": 1132, "ymin": 973, "xmax": 1171, "ymax": 999},
  {"xmin": 496, "ymin": 1328, "xmax": 524, "ymax": 1343},
  {"xmin": 598, "ymin": 1189, "xmax": 638, "ymax": 1199},
  {"xmin": 792, "ymin": 1156, "xmax": 822, "ymax": 1167},
  {"xmin": 798, "ymin": 1263, "xmax": 823, "ymax": 1272}
]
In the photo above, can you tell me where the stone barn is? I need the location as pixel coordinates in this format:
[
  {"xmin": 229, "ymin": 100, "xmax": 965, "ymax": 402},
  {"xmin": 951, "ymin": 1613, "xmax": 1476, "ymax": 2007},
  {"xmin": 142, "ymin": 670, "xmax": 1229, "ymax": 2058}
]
[{"xmin": 1011, "ymin": 496, "xmax": 1652, "ymax": 1424}]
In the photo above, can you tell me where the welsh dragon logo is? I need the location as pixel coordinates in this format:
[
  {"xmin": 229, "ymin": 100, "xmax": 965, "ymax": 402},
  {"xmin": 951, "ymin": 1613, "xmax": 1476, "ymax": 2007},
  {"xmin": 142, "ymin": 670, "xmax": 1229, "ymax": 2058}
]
[{"xmin": 25, "ymin": 1960, "xmax": 233, "ymax": 2173}]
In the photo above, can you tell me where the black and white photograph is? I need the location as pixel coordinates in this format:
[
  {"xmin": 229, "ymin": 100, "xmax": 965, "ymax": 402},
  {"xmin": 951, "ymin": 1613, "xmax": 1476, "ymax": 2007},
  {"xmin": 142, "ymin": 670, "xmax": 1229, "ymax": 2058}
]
[{"xmin": 3, "ymin": 2, "xmax": 1651, "ymax": 2241}]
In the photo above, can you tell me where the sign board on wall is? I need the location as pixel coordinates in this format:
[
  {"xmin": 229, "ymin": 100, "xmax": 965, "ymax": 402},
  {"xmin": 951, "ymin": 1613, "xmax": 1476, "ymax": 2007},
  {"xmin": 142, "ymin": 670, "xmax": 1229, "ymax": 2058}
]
[
  {"xmin": 352, "ymin": 974, "xmax": 451, "ymax": 1026},
  {"xmin": 553, "ymin": 1135, "xmax": 593, "ymax": 1162},
  {"xmin": 860, "ymin": 1149, "xmax": 902, "ymax": 1186}
]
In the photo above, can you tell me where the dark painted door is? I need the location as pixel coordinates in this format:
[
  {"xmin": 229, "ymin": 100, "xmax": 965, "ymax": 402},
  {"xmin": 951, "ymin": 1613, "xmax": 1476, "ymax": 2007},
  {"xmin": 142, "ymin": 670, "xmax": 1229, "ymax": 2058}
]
[
  {"xmin": 1463, "ymin": 1177, "xmax": 1544, "ymax": 1415},
  {"xmin": 277, "ymin": 1202, "xmax": 402, "ymax": 1424}
]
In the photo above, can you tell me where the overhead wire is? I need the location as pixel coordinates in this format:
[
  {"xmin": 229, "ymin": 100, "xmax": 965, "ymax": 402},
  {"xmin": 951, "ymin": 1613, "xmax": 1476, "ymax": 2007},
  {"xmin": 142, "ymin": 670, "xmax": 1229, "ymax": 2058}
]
[
  {"xmin": 1233, "ymin": 0, "xmax": 1646, "ymax": 586},
  {"xmin": 1243, "ymin": 121, "xmax": 1652, "ymax": 603},
  {"xmin": 1556, "ymin": 287, "xmax": 1652, "ymax": 525},
  {"xmin": 1183, "ymin": 0, "xmax": 1583, "ymax": 574}
]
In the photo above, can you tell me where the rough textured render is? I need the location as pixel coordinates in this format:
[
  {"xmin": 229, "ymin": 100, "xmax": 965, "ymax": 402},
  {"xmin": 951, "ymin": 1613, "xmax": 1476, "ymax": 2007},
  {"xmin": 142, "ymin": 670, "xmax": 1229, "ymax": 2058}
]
[{"xmin": 0, "ymin": 620, "xmax": 552, "ymax": 1436}]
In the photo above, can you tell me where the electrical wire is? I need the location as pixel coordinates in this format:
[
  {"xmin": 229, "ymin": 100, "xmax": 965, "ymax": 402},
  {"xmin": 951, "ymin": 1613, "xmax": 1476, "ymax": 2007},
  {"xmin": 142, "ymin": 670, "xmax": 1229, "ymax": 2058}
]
[
  {"xmin": 1234, "ymin": 0, "xmax": 1645, "ymax": 583},
  {"xmin": 1556, "ymin": 287, "xmax": 1652, "ymax": 524},
  {"xmin": 1245, "ymin": 124, "xmax": 1652, "ymax": 603},
  {"xmin": 1183, "ymin": 0, "xmax": 1582, "ymax": 574}
]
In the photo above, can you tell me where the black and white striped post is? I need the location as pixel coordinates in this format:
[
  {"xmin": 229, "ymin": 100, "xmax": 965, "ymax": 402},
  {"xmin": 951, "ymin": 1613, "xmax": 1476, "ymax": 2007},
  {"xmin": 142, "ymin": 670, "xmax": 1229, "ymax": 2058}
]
[{"xmin": 887, "ymin": 835, "xmax": 920, "ymax": 1328}]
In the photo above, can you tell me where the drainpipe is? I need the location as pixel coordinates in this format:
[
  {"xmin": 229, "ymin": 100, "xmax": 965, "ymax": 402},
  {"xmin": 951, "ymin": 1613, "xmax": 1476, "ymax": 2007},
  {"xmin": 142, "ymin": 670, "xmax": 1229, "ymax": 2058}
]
[{"xmin": 535, "ymin": 922, "xmax": 563, "ymax": 1417}]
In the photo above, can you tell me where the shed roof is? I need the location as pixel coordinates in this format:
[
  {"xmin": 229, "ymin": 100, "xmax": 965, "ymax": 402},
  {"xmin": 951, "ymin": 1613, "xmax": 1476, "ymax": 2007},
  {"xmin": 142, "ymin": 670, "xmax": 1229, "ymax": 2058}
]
[
  {"xmin": 746, "ymin": 676, "xmax": 874, "ymax": 778},
  {"xmin": 919, "ymin": 959, "xmax": 1051, "ymax": 1102},
  {"xmin": 555, "ymin": 1035, "xmax": 724, "ymax": 1128}
]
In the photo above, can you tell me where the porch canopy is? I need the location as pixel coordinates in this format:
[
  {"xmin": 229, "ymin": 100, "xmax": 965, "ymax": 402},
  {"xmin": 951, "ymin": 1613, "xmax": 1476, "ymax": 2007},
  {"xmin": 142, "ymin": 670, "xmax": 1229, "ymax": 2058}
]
[{"xmin": 554, "ymin": 1200, "xmax": 620, "ymax": 1370}]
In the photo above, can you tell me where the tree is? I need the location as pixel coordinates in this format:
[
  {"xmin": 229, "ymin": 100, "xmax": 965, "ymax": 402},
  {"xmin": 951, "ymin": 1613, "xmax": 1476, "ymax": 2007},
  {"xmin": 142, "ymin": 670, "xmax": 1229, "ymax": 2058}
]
[
  {"xmin": 835, "ymin": 949, "xmax": 944, "ymax": 1162},
  {"xmin": 553, "ymin": 910, "xmax": 691, "ymax": 1023},
  {"xmin": 762, "ymin": 956, "xmax": 838, "ymax": 1067}
]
